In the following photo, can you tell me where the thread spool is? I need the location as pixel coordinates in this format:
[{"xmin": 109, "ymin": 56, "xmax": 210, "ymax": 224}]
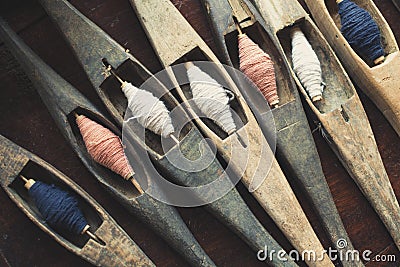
[
  {"xmin": 20, "ymin": 175, "xmax": 103, "ymax": 244},
  {"xmin": 185, "ymin": 62, "xmax": 237, "ymax": 135},
  {"xmin": 105, "ymin": 66, "xmax": 179, "ymax": 144},
  {"xmin": 75, "ymin": 114, "xmax": 144, "ymax": 194},
  {"xmin": 336, "ymin": 0, "xmax": 385, "ymax": 65},
  {"xmin": 233, "ymin": 17, "xmax": 279, "ymax": 108},
  {"xmin": 291, "ymin": 27, "xmax": 324, "ymax": 102},
  {"xmin": 238, "ymin": 34, "xmax": 279, "ymax": 107}
]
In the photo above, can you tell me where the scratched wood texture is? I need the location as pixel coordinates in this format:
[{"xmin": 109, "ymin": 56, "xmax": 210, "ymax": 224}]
[{"xmin": 0, "ymin": 0, "xmax": 399, "ymax": 266}]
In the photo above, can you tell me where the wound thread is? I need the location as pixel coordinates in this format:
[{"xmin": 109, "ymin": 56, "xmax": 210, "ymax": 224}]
[
  {"xmin": 29, "ymin": 181, "xmax": 87, "ymax": 235},
  {"xmin": 187, "ymin": 64, "xmax": 237, "ymax": 135},
  {"xmin": 338, "ymin": 0, "xmax": 384, "ymax": 64},
  {"xmin": 291, "ymin": 28, "xmax": 324, "ymax": 101},
  {"xmin": 122, "ymin": 82, "xmax": 175, "ymax": 138},
  {"xmin": 76, "ymin": 115, "xmax": 133, "ymax": 179},
  {"xmin": 238, "ymin": 34, "xmax": 279, "ymax": 106}
]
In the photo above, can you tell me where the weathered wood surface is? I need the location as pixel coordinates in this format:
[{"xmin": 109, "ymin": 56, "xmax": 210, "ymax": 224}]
[
  {"xmin": 1, "ymin": 0, "xmax": 400, "ymax": 266},
  {"xmin": 0, "ymin": 18, "xmax": 217, "ymax": 267},
  {"xmin": 199, "ymin": 0, "xmax": 360, "ymax": 266},
  {"xmin": 129, "ymin": 0, "xmax": 336, "ymax": 266},
  {"xmin": 251, "ymin": 0, "xmax": 400, "ymax": 252},
  {"xmin": 36, "ymin": 0, "xmax": 299, "ymax": 265},
  {"xmin": 0, "ymin": 134, "xmax": 154, "ymax": 267},
  {"xmin": 303, "ymin": 0, "xmax": 400, "ymax": 137}
]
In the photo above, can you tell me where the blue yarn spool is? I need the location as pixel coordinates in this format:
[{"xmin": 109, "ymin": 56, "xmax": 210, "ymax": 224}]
[
  {"xmin": 29, "ymin": 181, "xmax": 88, "ymax": 235},
  {"xmin": 338, "ymin": 0, "xmax": 384, "ymax": 64}
]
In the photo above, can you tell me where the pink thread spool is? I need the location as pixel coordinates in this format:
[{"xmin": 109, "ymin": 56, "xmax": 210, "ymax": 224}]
[
  {"xmin": 75, "ymin": 114, "xmax": 143, "ymax": 194},
  {"xmin": 238, "ymin": 34, "xmax": 279, "ymax": 107}
]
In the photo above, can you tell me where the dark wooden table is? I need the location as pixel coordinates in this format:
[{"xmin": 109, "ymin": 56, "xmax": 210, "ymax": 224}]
[{"xmin": 0, "ymin": 0, "xmax": 399, "ymax": 266}]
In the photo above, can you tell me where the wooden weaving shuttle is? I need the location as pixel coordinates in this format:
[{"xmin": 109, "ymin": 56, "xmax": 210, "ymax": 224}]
[
  {"xmin": 0, "ymin": 18, "xmax": 216, "ymax": 267},
  {"xmin": 251, "ymin": 0, "xmax": 400, "ymax": 251},
  {"xmin": 128, "ymin": 0, "xmax": 334, "ymax": 266},
  {"xmin": 198, "ymin": 0, "xmax": 360, "ymax": 266},
  {"xmin": 37, "ymin": 0, "xmax": 297, "ymax": 264},
  {"xmin": 304, "ymin": 0, "xmax": 400, "ymax": 137},
  {"xmin": 0, "ymin": 134, "xmax": 154, "ymax": 267}
]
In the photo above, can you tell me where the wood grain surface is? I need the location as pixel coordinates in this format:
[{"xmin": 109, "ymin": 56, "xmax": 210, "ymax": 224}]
[{"xmin": 0, "ymin": 0, "xmax": 399, "ymax": 266}]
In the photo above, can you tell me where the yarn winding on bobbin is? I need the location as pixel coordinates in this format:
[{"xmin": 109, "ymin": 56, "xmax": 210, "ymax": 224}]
[
  {"xmin": 75, "ymin": 114, "xmax": 144, "ymax": 194},
  {"xmin": 185, "ymin": 62, "xmax": 237, "ymax": 135},
  {"xmin": 20, "ymin": 175, "xmax": 103, "ymax": 244},
  {"xmin": 337, "ymin": 0, "xmax": 385, "ymax": 65},
  {"xmin": 291, "ymin": 27, "xmax": 324, "ymax": 102},
  {"xmin": 237, "ymin": 31, "xmax": 279, "ymax": 108},
  {"xmin": 104, "ymin": 65, "xmax": 179, "ymax": 144}
]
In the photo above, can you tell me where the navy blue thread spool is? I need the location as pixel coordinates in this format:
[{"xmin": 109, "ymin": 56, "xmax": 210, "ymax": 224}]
[
  {"xmin": 20, "ymin": 175, "xmax": 102, "ymax": 243},
  {"xmin": 337, "ymin": 0, "xmax": 385, "ymax": 65}
]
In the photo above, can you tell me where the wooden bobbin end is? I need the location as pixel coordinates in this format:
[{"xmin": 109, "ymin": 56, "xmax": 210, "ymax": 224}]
[
  {"xmin": 81, "ymin": 225, "xmax": 104, "ymax": 245},
  {"xmin": 106, "ymin": 67, "xmax": 124, "ymax": 85},
  {"xmin": 290, "ymin": 26, "xmax": 301, "ymax": 37},
  {"xmin": 374, "ymin": 56, "xmax": 385, "ymax": 65},
  {"xmin": 118, "ymin": 79, "xmax": 130, "ymax": 90},
  {"xmin": 129, "ymin": 174, "xmax": 144, "ymax": 194},
  {"xmin": 81, "ymin": 224, "xmax": 90, "ymax": 235},
  {"xmin": 270, "ymin": 100, "xmax": 279, "ymax": 108},
  {"xmin": 232, "ymin": 16, "xmax": 244, "ymax": 35},
  {"xmin": 24, "ymin": 179, "xmax": 36, "ymax": 190},
  {"xmin": 73, "ymin": 112, "xmax": 83, "ymax": 119},
  {"xmin": 184, "ymin": 61, "xmax": 195, "ymax": 68},
  {"xmin": 312, "ymin": 95, "xmax": 323, "ymax": 102},
  {"xmin": 20, "ymin": 175, "xmax": 35, "ymax": 190}
]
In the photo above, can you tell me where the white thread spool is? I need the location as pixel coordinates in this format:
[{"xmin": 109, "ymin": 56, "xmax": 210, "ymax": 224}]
[
  {"xmin": 186, "ymin": 64, "xmax": 237, "ymax": 135},
  {"xmin": 122, "ymin": 82, "xmax": 175, "ymax": 139},
  {"xmin": 291, "ymin": 27, "xmax": 324, "ymax": 102}
]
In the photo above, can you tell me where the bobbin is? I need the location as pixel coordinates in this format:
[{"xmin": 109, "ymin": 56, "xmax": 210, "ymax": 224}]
[
  {"xmin": 235, "ymin": 19, "xmax": 280, "ymax": 107},
  {"xmin": 74, "ymin": 113, "xmax": 145, "ymax": 194},
  {"xmin": 290, "ymin": 26, "xmax": 324, "ymax": 102},
  {"xmin": 336, "ymin": 0, "xmax": 385, "ymax": 65},
  {"xmin": 0, "ymin": 132, "xmax": 154, "ymax": 266},
  {"xmin": 101, "ymin": 62, "xmax": 180, "ymax": 145},
  {"xmin": 20, "ymin": 175, "xmax": 105, "ymax": 245}
]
